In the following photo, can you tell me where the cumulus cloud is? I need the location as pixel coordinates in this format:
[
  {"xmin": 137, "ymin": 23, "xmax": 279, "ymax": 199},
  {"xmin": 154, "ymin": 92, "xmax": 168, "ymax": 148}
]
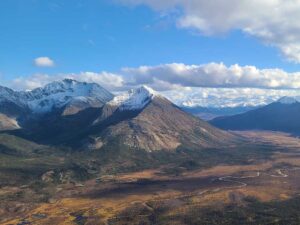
[
  {"xmin": 7, "ymin": 62, "xmax": 300, "ymax": 107},
  {"xmin": 118, "ymin": 0, "xmax": 300, "ymax": 62},
  {"xmin": 10, "ymin": 62, "xmax": 300, "ymax": 91},
  {"xmin": 34, "ymin": 57, "xmax": 55, "ymax": 67},
  {"xmin": 122, "ymin": 63, "xmax": 300, "ymax": 89},
  {"xmin": 10, "ymin": 71, "xmax": 124, "ymax": 91},
  {"xmin": 162, "ymin": 88, "xmax": 300, "ymax": 108}
]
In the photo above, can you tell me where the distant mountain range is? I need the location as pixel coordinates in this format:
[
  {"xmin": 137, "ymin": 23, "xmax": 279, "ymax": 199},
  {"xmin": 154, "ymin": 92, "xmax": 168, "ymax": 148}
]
[
  {"xmin": 211, "ymin": 96, "xmax": 300, "ymax": 134},
  {"xmin": 182, "ymin": 106, "xmax": 258, "ymax": 120},
  {"xmin": 0, "ymin": 79, "xmax": 235, "ymax": 151}
]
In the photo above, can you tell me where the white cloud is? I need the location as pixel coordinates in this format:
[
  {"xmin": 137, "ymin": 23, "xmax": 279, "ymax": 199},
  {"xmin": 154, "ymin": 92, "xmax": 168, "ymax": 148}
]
[
  {"xmin": 10, "ymin": 71, "xmax": 124, "ymax": 91},
  {"xmin": 118, "ymin": 0, "xmax": 300, "ymax": 62},
  {"xmin": 10, "ymin": 62, "xmax": 300, "ymax": 91},
  {"xmin": 34, "ymin": 57, "xmax": 55, "ymax": 67},
  {"xmin": 8, "ymin": 62, "xmax": 300, "ymax": 107},
  {"xmin": 162, "ymin": 88, "xmax": 300, "ymax": 108},
  {"xmin": 70, "ymin": 72, "xmax": 125, "ymax": 90},
  {"xmin": 12, "ymin": 74, "xmax": 52, "ymax": 91},
  {"xmin": 122, "ymin": 63, "xmax": 300, "ymax": 89}
]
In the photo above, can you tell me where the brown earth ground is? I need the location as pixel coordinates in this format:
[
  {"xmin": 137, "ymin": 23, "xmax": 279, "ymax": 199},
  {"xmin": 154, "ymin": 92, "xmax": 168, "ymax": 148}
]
[{"xmin": 2, "ymin": 131, "xmax": 300, "ymax": 225}]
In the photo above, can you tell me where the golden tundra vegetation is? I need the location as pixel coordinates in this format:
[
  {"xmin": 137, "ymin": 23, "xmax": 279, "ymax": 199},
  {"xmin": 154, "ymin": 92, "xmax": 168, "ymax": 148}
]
[{"xmin": 2, "ymin": 131, "xmax": 300, "ymax": 225}]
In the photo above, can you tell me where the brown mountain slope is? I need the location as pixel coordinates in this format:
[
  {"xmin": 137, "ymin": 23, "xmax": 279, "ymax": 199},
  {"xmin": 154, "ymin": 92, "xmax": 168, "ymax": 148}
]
[
  {"xmin": 85, "ymin": 95, "xmax": 236, "ymax": 151},
  {"xmin": 0, "ymin": 114, "xmax": 20, "ymax": 131},
  {"xmin": 0, "ymin": 101, "xmax": 26, "ymax": 131},
  {"xmin": 6, "ymin": 85, "xmax": 236, "ymax": 151}
]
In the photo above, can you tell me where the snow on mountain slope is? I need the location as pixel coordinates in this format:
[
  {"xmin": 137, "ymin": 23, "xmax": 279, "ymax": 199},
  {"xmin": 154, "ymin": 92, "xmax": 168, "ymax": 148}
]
[
  {"xmin": 0, "ymin": 86, "xmax": 25, "ymax": 106},
  {"xmin": 23, "ymin": 79, "xmax": 114, "ymax": 113},
  {"xmin": 109, "ymin": 85, "xmax": 160, "ymax": 111},
  {"xmin": 0, "ymin": 79, "xmax": 114, "ymax": 114}
]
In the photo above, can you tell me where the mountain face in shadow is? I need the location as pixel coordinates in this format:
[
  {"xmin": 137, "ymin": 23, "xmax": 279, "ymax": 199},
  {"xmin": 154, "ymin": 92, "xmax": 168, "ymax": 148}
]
[
  {"xmin": 211, "ymin": 98, "xmax": 300, "ymax": 134},
  {"xmin": 0, "ymin": 81, "xmax": 236, "ymax": 152}
]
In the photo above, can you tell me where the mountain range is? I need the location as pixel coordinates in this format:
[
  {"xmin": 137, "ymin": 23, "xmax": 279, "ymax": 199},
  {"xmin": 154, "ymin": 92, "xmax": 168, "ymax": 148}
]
[
  {"xmin": 0, "ymin": 79, "xmax": 235, "ymax": 151},
  {"xmin": 211, "ymin": 96, "xmax": 300, "ymax": 134},
  {"xmin": 182, "ymin": 106, "xmax": 258, "ymax": 120},
  {"xmin": 0, "ymin": 79, "xmax": 113, "ymax": 129}
]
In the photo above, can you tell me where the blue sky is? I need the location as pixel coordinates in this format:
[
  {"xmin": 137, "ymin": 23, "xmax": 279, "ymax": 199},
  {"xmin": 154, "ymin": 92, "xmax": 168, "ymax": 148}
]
[
  {"xmin": 1, "ymin": 0, "xmax": 299, "ymax": 77},
  {"xmin": 1, "ymin": 0, "xmax": 300, "ymax": 107}
]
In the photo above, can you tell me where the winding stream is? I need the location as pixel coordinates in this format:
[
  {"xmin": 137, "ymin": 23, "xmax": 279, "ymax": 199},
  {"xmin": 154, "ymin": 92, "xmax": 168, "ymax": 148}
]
[
  {"xmin": 192, "ymin": 167, "xmax": 300, "ymax": 197},
  {"xmin": 210, "ymin": 167, "xmax": 300, "ymax": 192}
]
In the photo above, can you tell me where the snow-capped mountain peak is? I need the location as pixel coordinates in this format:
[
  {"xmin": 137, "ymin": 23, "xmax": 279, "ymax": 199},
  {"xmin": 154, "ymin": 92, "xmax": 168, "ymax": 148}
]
[
  {"xmin": 24, "ymin": 79, "xmax": 114, "ymax": 113},
  {"xmin": 277, "ymin": 96, "xmax": 300, "ymax": 104},
  {"xmin": 26, "ymin": 79, "xmax": 112, "ymax": 100},
  {"xmin": 0, "ymin": 79, "xmax": 114, "ymax": 114},
  {"xmin": 109, "ymin": 85, "xmax": 160, "ymax": 111}
]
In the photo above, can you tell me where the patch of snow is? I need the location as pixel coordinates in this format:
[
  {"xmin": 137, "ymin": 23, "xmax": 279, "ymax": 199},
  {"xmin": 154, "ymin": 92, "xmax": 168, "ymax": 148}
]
[{"xmin": 109, "ymin": 85, "xmax": 159, "ymax": 111}]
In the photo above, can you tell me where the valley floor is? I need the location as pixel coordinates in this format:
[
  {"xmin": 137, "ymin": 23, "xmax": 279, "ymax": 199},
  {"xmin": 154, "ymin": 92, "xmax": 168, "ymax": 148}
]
[{"xmin": 2, "ymin": 131, "xmax": 300, "ymax": 225}]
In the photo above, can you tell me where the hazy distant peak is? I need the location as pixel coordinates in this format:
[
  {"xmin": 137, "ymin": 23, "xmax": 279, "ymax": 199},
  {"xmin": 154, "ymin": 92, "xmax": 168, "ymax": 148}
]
[{"xmin": 278, "ymin": 96, "xmax": 300, "ymax": 104}]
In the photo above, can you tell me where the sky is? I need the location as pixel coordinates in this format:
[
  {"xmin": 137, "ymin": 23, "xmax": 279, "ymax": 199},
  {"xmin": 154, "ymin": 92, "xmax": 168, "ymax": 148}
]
[{"xmin": 1, "ymin": 0, "xmax": 300, "ymax": 107}]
